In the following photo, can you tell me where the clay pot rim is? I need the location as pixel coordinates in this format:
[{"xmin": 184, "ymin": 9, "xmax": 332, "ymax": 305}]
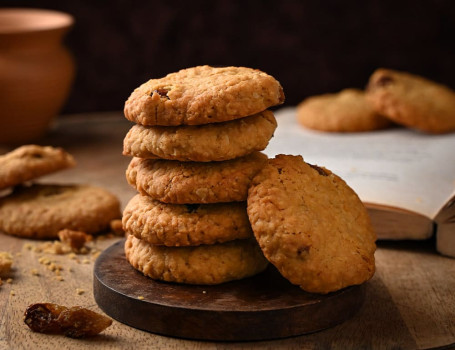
[{"xmin": 0, "ymin": 8, "xmax": 74, "ymax": 34}]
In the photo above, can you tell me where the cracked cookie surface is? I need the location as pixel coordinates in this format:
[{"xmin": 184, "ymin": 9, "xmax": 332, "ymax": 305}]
[
  {"xmin": 122, "ymin": 194, "xmax": 253, "ymax": 246},
  {"xmin": 247, "ymin": 154, "xmax": 376, "ymax": 294},
  {"xmin": 123, "ymin": 110, "xmax": 277, "ymax": 162},
  {"xmin": 366, "ymin": 68, "xmax": 455, "ymax": 133},
  {"xmin": 125, "ymin": 235, "xmax": 268, "ymax": 285},
  {"xmin": 124, "ymin": 65, "xmax": 284, "ymax": 126},
  {"xmin": 126, "ymin": 152, "xmax": 267, "ymax": 204},
  {"xmin": 0, "ymin": 145, "xmax": 75, "ymax": 190}
]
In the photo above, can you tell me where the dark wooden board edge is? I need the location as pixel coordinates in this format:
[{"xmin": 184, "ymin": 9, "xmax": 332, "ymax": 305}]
[{"xmin": 93, "ymin": 240, "xmax": 365, "ymax": 341}]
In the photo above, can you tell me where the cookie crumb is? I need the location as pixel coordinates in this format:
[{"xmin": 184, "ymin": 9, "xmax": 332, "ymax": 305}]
[
  {"xmin": 30, "ymin": 269, "xmax": 40, "ymax": 276},
  {"xmin": 0, "ymin": 252, "xmax": 13, "ymax": 276},
  {"xmin": 55, "ymin": 275, "xmax": 64, "ymax": 282},
  {"xmin": 6, "ymin": 278, "xmax": 12, "ymax": 284},
  {"xmin": 34, "ymin": 241, "xmax": 71, "ymax": 255},
  {"xmin": 10, "ymin": 290, "xmax": 15, "ymax": 296},
  {"xmin": 58, "ymin": 229, "xmax": 92, "ymax": 252},
  {"xmin": 76, "ymin": 288, "xmax": 85, "ymax": 295},
  {"xmin": 24, "ymin": 243, "xmax": 34, "ymax": 251},
  {"xmin": 138, "ymin": 296, "xmax": 145, "ymax": 300}
]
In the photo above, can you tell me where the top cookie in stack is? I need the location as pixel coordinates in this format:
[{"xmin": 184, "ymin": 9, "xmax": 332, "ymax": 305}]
[{"xmin": 122, "ymin": 66, "xmax": 284, "ymax": 285}]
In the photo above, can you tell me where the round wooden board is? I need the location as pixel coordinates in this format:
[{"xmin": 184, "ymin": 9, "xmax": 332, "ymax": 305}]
[{"xmin": 94, "ymin": 239, "xmax": 365, "ymax": 341}]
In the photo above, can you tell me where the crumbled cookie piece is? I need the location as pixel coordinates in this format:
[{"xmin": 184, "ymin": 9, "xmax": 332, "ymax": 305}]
[
  {"xmin": 0, "ymin": 252, "xmax": 13, "ymax": 276},
  {"xmin": 58, "ymin": 229, "xmax": 92, "ymax": 252}
]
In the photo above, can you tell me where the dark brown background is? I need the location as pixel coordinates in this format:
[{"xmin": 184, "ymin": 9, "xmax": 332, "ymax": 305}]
[{"xmin": 2, "ymin": 0, "xmax": 455, "ymax": 114}]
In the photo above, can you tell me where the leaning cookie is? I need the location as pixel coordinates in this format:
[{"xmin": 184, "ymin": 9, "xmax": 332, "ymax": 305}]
[
  {"xmin": 297, "ymin": 89, "xmax": 392, "ymax": 132},
  {"xmin": 126, "ymin": 152, "xmax": 267, "ymax": 204},
  {"xmin": 125, "ymin": 235, "xmax": 268, "ymax": 285},
  {"xmin": 0, "ymin": 145, "xmax": 75, "ymax": 190},
  {"xmin": 0, "ymin": 184, "xmax": 121, "ymax": 239},
  {"xmin": 366, "ymin": 68, "xmax": 455, "ymax": 133},
  {"xmin": 247, "ymin": 154, "xmax": 376, "ymax": 294},
  {"xmin": 122, "ymin": 194, "xmax": 253, "ymax": 246},
  {"xmin": 124, "ymin": 65, "xmax": 284, "ymax": 126},
  {"xmin": 123, "ymin": 111, "xmax": 277, "ymax": 162}
]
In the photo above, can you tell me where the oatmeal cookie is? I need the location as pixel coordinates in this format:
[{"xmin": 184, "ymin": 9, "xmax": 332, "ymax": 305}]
[
  {"xmin": 124, "ymin": 65, "xmax": 284, "ymax": 126},
  {"xmin": 123, "ymin": 110, "xmax": 277, "ymax": 162},
  {"xmin": 0, "ymin": 145, "xmax": 75, "ymax": 190},
  {"xmin": 366, "ymin": 68, "xmax": 455, "ymax": 133},
  {"xmin": 122, "ymin": 194, "xmax": 253, "ymax": 246},
  {"xmin": 126, "ymin": 152, "xmax": 267, "ymax": 204},
  {"xmin": 297, "ymin": 88, "xmax": 392, "ymax": 132},
  {"xmin": 125, "ymin": 235, "xmax": 268, "ymax": 284},
  {"xmin": 247, "ymin": 154, "xmax": 376, "ymax": 294},
  {"xmin": 0, "ymin": 184, "xmax": 121, "ymax": 239}
]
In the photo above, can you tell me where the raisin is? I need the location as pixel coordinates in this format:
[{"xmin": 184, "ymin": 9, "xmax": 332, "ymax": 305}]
[
  {"xmin": 24, "ymin": 303, "xmax": 112, "ymax": 338},
  {"xmin": 152, "ymin": 88, "xmax": 170, "ymax": 99},
  {"xmin": 309, "ymin": 164, "xmax": 328, "ymax": 176}
]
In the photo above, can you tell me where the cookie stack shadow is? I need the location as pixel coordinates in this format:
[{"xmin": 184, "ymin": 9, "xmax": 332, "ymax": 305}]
[{"xmin": 120, "ymin": 66, "xmax": 284, "ymax": 285}]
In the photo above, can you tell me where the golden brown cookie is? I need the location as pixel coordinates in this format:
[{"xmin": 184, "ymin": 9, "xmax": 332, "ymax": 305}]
[
  {"xmin": 247, "ymin": 154, "xmax": 376, "ymax": 294},
  {"xmin": 123, "ymin": 110, "xmax": 277, "ymax": 162},
  {"xmin": 0, "ymin": 145, "xmax": 75, "ymax": 190},
  {"xmin": 0, "ymin": 184, "xmax": 121, "ymax": 239},
  {"xmin": 297, "ymin": 88, "xmax": 392, "ymax": 132},
  {"xmin": 126, "ymin": 152, "xmax": 268, "ymax": 204},
  {"xmin": 124, "ymin": 235, "xmax": 268, "ymax": 285},
  {"xmin": 124, "ymin": 65, "xmax": 284, "ymax": 126},
  {"xmin": 122, "ymin": 194, "xmax": 253, "ymax": 246},
  {"xmin": 366, "ymin": 68, "xmax": 455, "ymax": 133}
]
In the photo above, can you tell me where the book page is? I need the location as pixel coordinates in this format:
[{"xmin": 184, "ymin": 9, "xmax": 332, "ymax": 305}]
[{"xmin": 266, "ymin": 107, "xmax": 455, "ymax": 219}]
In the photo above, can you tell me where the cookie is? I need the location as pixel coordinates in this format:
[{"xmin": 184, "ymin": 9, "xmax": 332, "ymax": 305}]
[
  {"xmin": 247, "ymin": 154, "xmax": 376, "ymax": 294},
  {"xmin": 0, "ymin": 145, "xmax": 75, "ymax": 190},
  {"xmin": 126, "ymin": 152, "xmax": 268, "ymax": 204},
  {"xmin": 123, "ymin": 110, "xmax": 277, "ymax": 162},
  {"xmin": 125, "ymin": 235, "xmax": 268, "ymax": 284},
  {"xmin": 124, "ymin": 65, "xmax": 284, "ymax": 126},
  {"xmin": 366, "ymin": 68, "xmax": 455, "ymax": 133},
  {"xmin": 122, "ymin": 194, "xmax": 253, "ymax": 246},
  {"xmin": 297, "ymin": 88, "xmax": 392, "ymax": 132},
  {"xmin": 0, "ymin": 184, "xmax": 121, "ymax": 239}
]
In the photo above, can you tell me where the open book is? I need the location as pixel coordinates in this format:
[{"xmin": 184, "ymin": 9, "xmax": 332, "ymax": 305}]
[{"xmin": 266, "ymin": 108, "xmax": 455, "ymax": 257}]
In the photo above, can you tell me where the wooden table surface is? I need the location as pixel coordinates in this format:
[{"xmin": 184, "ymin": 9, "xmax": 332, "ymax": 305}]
[{"xmin": 0, "ymin": 112, "xmax": 454, "ymax": 350}]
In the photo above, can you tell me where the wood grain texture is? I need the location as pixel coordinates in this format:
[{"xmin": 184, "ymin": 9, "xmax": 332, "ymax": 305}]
[{"xmin": 0, "ymin": 112, "xmax": 454, "ymax": 349}]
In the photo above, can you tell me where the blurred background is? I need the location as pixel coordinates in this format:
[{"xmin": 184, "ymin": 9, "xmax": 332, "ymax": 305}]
[{"xmin": 1, "ymin": 0, "xmax": 454, "ymax": 114}]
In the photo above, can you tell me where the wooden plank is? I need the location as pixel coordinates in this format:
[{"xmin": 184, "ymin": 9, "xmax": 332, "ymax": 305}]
[{"xmin": 0, "ymin": 112, "xmax": 454, "ymax": 349}]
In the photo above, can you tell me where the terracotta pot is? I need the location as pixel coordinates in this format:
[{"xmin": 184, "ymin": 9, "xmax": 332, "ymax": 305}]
[{"xmin": 0, "ymin": 8, "xmax": 75, "ymax": 144}]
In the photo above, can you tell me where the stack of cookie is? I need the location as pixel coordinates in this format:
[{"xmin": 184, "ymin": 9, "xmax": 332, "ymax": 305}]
[{"xmin": 121, "ymin": 65, "xmax": 285, "ymax": 285}]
